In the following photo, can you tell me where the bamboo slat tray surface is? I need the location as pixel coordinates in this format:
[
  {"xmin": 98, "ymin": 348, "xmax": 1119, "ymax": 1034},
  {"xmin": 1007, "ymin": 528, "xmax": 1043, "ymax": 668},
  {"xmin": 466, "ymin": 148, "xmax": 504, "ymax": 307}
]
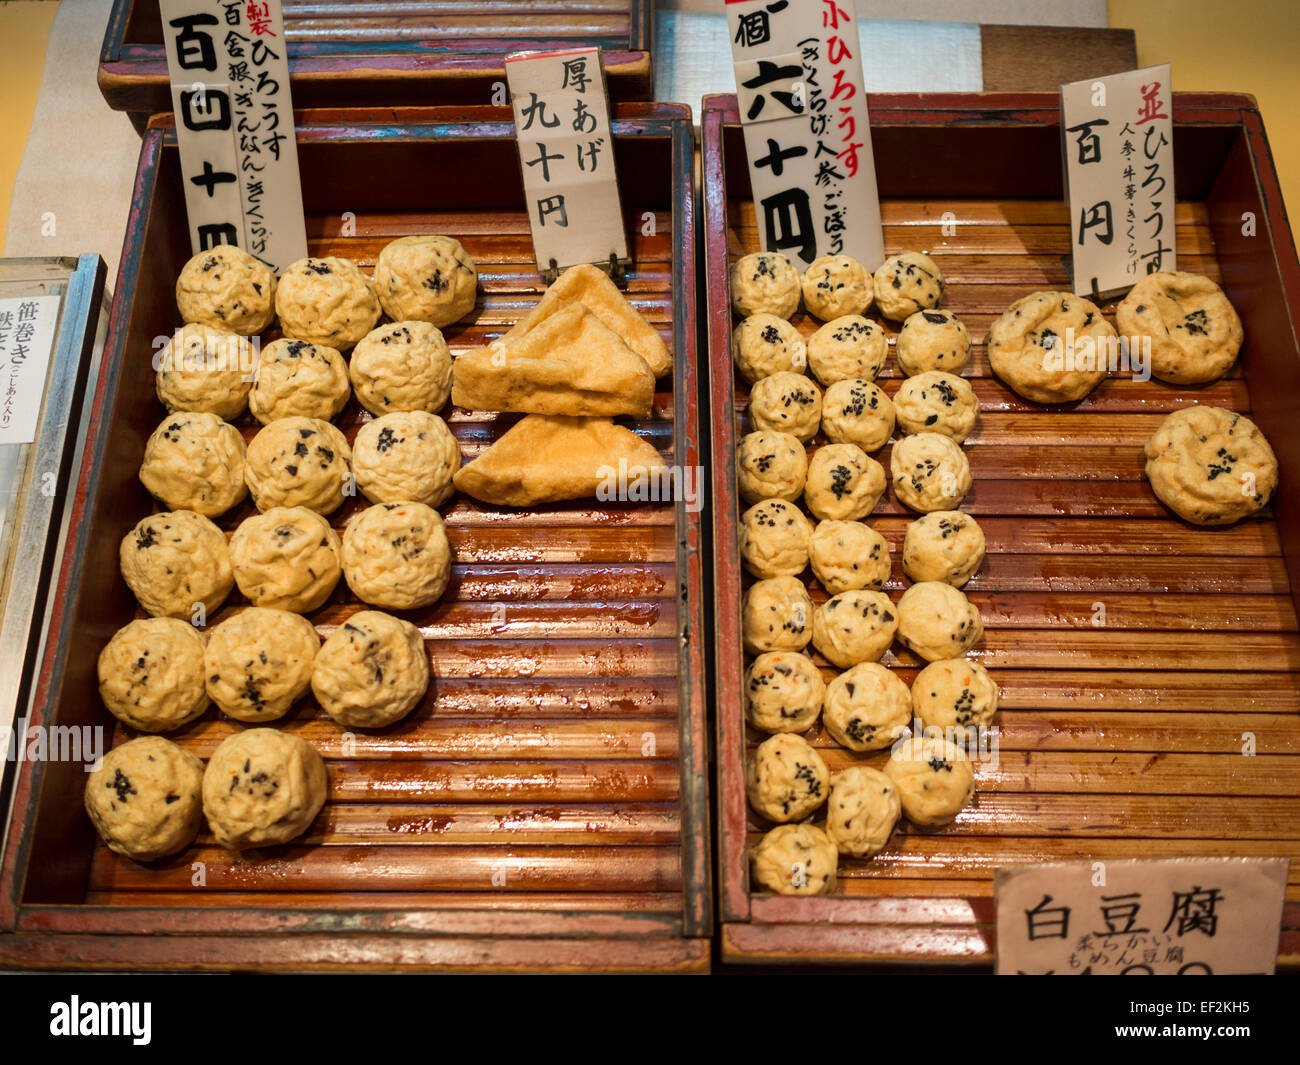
[
  {"xmin": 703, "ymin": 92, "xmax": 1300, "ymax": 967},
  {"xmin": 99, "ymin": 0, "xmax": 654, "ymax": 121},
  {"xmin": 0, "ymin": 103, "xmax": 709, "ymax": 972}
]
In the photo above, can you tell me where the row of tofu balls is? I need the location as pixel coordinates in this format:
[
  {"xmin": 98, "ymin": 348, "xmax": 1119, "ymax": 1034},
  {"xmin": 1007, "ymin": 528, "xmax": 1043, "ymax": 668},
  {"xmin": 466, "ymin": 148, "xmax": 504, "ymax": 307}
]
[
  {"xmin": 84, "ymin": 239, "xmax": 480, "ymax": 865},
  {"xmin": 728, "ymin": 247, "xmax": 994, "ymax": 896}
]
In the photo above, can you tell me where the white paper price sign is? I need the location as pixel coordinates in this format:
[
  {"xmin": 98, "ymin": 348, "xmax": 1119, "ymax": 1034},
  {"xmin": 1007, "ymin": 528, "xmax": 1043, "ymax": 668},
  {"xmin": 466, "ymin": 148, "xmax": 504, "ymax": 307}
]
[
  {"xmin": 506, "ymin": 47, "xmax": 629, "ymax": 281},
  {"xmin": 160, "ymin": 0, "xmax": 308, "ymax": 270},
  {"xmin": 995, "ymin": 858, "xmax": 1288, "ymax": 975},
  {"xmin": 1061, "ymin": 63, "xmax": 1176, "ymax": 300},
  {"xmin": 726, "ymin": 0, "xmax": 885, "ymax": 271},
  {"xmin": 0, "ymin": 295, "xmax": 61, "ymax": 446}
]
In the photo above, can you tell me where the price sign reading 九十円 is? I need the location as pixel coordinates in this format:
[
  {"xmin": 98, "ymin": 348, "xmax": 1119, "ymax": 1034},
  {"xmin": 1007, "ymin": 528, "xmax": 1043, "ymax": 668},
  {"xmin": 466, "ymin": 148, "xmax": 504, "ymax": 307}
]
[{"xmin": 506, "ymin": 47, "xmax": 629, "ymax": 282}]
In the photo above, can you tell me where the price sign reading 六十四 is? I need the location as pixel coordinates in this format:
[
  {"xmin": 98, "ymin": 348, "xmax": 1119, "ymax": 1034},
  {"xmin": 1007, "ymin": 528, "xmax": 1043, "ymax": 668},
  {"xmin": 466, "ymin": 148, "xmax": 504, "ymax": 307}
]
[
  {"xmin": 160, "ymin": 0, "xmax": 308, "ymax": 270},
  {"xmin": 1060, "ymin": 63, "xmax": 1176, "ymax": 301},
  {"xmin": 0, "ymin": 295, "xmax": 61, "ymax": 446},
  {"xmin": 995, "ymin": 857, "xmax": 1289, "ymax": 975},
  {"xmin": 506, "ymin": 47, "xmax": 629, "ymax": 281},
  {"xmin": 726, "ymin": 0, "xmax": 884, "ymax": 271}
]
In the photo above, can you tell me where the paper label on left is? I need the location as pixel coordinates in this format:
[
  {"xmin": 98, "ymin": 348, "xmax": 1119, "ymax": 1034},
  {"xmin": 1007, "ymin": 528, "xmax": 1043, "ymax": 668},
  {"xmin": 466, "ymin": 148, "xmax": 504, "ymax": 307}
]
[{"xmin": 0, "ymin": 295, "xmax": 61, "ymax": 446}]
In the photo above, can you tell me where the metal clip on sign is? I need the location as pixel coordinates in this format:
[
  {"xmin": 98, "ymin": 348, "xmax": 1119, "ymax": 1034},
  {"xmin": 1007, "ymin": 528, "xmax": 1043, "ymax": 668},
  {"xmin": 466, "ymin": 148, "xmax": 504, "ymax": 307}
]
[{"xmin": 542, "ymin": 252, "xmax": 628, "ymax": 288}]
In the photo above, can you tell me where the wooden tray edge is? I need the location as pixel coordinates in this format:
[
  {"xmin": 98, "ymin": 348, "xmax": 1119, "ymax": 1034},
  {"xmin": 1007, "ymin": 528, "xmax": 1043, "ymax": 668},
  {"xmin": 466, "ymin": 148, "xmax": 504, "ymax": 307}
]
[
  {"xmin": 699, "ymin": 91, "xmax": 1300, "ymax": 966},
  {"xmin": 0, "ymin": 930, "xmax": 711, "ymax": 973},
  {"xmin": 0, "ymin": 105, "xmax": 710, "ymax": 957}
]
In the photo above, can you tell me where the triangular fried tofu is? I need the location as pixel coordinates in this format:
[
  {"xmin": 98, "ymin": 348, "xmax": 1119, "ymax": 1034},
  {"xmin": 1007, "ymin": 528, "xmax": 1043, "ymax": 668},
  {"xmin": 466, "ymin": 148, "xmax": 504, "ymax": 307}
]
[
  {"xmin": 453, "ymin": 302, "xmax": 655, "ymax": 417},
  {"xmin": 453, "ymin": 415, "xmax": 667, "ymax": 507},
  {"xmin": 503, "ymin": 263, "xmax": 672, "ymax": 378}
]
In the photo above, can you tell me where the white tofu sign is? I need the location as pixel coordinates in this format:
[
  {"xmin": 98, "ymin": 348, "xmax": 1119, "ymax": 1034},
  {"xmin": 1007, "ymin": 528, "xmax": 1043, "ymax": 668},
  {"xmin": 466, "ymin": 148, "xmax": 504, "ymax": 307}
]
[
  {"xmin": 726, "ymin": 0, "xmax": 885, "ymax": 271},
  {"xmin": 995, "ymin": 858, "xmax": 1288, "ymax": 975},
  {"xmin": 1061, "ymin": 63, "xmax": 1176, "ymax": 300},
  {"xmin": 160, "ymin": 0, "xmax": 308, "ymax": 270},
  {"xmin": 506, "ymin": 48, "xmax": 629, "ymax": 281}
]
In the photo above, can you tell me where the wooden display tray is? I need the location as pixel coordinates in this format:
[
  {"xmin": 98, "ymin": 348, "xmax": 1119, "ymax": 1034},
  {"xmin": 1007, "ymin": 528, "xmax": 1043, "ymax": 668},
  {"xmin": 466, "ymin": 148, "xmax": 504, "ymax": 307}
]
[
  {"xmin": 703, "ymin": 92, "xmax": 1300, "ymax": 967},
  {"xmin": 99, "ymin": 0, "xmax": 655, "ymax": 123},
  {"xmin": 0, "ymin": 102, "xmax": 709, "ymax": 972}
]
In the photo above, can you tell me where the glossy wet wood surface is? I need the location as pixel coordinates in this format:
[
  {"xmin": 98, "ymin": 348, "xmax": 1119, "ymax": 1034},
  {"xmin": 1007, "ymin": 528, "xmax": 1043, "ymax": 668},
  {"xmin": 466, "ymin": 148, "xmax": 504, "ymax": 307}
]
[{"xmin": 80, "ymin": 207, "xmax": 692, "ymax": 917}]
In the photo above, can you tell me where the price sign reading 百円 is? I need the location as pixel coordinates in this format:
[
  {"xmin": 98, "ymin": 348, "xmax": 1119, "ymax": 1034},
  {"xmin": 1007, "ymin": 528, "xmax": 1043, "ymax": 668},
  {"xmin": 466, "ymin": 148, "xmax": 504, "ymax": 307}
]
[{"xmin": 1061, "ymin": 63, "xmax": 1176, "ymax": 300}]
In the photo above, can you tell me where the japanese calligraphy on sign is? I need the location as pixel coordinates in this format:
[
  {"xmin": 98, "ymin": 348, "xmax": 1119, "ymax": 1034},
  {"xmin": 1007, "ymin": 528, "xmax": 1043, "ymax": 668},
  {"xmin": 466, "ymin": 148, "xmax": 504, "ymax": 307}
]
[
  {"xmin": 0, "ymin": 295, "xmax": 61, "ymax": 446},
  {"xmin": 726, "ymin": 0, "xmax": 884, "ymax": 271},
  {"xmin": 995, "ymin": 858, "xmax": 1288, "ymax": 975},
  {"xmin": 160, "ymin": 0, "xmax": 307, "ymax": 270},
  {"xmin": 1060, "ymin": 63, "xmax": 1175, "ymax": 300},
  {"xmin": 505, "ymin": 48, "xmax": 629, "ymax": 280}
]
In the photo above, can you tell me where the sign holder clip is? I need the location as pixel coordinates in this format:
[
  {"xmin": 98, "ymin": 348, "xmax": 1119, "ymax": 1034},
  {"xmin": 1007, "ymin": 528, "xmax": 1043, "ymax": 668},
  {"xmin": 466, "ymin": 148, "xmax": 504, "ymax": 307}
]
[{"xmin": 542, "ymin": 252, "xmax": 628, "ymax": 288}]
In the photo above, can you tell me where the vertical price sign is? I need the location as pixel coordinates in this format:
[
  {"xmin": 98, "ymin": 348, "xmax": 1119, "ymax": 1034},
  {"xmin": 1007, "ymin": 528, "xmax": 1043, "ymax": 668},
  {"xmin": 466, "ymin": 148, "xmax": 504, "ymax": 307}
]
[
  {"xmin": 1061, "ymin": 63, "xmax": 1175, "ymax": 300},
  {"xmin": 160, "ymin": 0, "xmax": 308, "ymax": 270},
  {"xmin": 726, "ymin": 0, "xmax": 885, "ymax": 271},
  {"xmin": 506, "ymin": 48, "xmax": 629, "ymax": 283}
]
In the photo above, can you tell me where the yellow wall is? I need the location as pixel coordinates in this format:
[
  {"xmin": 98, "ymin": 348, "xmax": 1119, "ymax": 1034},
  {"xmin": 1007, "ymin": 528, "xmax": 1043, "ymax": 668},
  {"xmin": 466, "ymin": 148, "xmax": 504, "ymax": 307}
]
[
  {"xmin": 1110, "ymin": 0, "xmax": 1300, "ymax": 238},
  {"xmin": 0, "ymin": 1, "xmax": 58, "ymax": 255}
]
